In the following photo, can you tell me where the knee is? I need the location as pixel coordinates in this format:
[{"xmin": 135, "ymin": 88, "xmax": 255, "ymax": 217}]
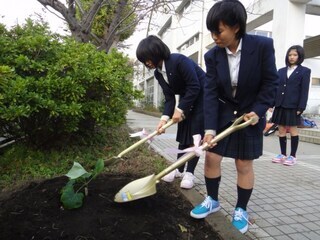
[
  {"xmin": 205, "ymin": 152, "xmax": 221, "ymax": 169},
  {"xmin": 278, "ymin": 126, "xmax": 287, "ymax": 136},
  {"xmin": 236, "ymin": 160, "xmax": 253, "ymax": 175}
]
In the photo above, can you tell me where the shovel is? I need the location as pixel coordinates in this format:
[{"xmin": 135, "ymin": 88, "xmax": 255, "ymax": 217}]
[
  {"xmin": 104, "ymin": 119, "xmax": 175, "ymax": 166},
  {"xmin": 114, "ymin": 115, "xmax": 255, "ymax": 203}
]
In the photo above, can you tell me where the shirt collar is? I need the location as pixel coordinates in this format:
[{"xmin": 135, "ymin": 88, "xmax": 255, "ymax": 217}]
[
  {"xmin": 157, "ymin": 61, "xmax": 167, "ymax": 74},
  {"xmin": 225, "ymin": 39, "xmax": 242, "ymax": 55},
  {"xmin": 288, "ymin": 65, "xmax": 298, "ymax": 70}
]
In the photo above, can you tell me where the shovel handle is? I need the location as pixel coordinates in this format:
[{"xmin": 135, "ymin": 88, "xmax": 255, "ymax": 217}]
[
  {"xmin": 201, "ymin": 115, "xmax": 255, "ymax": 151},
  {"xmin": 155, "ymin": 115, "xmax": 256, "ymax": 180},
  {"xmin": 118, "ymin": 119, "xmax": 175, "ymax": 158}
]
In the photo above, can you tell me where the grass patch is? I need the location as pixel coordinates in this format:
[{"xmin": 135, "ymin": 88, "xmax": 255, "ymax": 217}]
[{"xmin": 0, "ymin": 125, "xmax": 168, "ymax": 192}]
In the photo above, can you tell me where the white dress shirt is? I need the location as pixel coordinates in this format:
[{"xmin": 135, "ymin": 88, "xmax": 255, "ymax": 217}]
[
  {"xmin": 287, "ymin": 65, "xmax": 297, "ymax": 78},
  {"xmin": 205, "ymin": 39, "xmax": 242, "ymax": 136}
]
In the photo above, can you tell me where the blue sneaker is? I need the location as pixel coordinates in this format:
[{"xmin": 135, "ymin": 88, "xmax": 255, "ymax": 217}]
[
  {"xmin": 232, "ymin": 207, "xmax": 250, "ymax": 234},
  {"xmin": 190, "ymin": 196, "xmax": 221, "ymax": 219}
]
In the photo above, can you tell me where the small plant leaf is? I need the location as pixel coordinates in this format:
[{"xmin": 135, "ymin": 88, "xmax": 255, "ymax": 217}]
[
  {"xmin": 61, "ymin": 159, "xmax": 105, "ymax": 210},
  {"xmin": 65, "ymin": 162, "xmax": 88, "ymax": 179},
  {"xmin": 60, "ymin": 180, "xmax": 85, "ymax": 209},
  {"xmin": 81, "ymin": 172, "xmax": 93, "ymax": 179},
  {"xmin": 92, "ymin": 158, "xmax": 104, "ymax": 177}
]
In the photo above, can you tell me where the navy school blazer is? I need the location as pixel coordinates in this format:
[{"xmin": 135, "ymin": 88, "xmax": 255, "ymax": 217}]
[
  {"xmin": 154, "ymin": 53, "xmax": 206, "ymax": 118},
  {"xmin": 203, "ymin": 34, "xmax": 279, "ymax": 135},
  {"xmin": 274, "ymin": 65, "xmax": 311, "ymax": 111}
]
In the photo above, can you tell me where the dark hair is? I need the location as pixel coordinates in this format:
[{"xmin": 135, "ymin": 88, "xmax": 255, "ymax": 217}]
[
  {"xmin": 136, "ymin": 35, "xmax": 171, "ymax": 67},
  {"xmin": 285, "ymin": 45, "xmax": 305, "ymax": 66},
  {"xmin": 206, "ymin": 0, "xmax": 247, "ymax": 39}
]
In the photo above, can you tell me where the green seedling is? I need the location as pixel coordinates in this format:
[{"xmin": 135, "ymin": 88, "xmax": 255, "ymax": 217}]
[{"xmin": 60, "ymin": 159, "xmax": 104, "ymax": 209}]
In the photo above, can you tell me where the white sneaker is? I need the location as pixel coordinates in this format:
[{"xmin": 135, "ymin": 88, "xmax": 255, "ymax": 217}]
[
  {"xmin": 162, "ymin": 169, "xmax": 183, "ymax": 182},
  {"xmin": 180, "ymin": 172, "xmax": 195, "ymax": 189}
]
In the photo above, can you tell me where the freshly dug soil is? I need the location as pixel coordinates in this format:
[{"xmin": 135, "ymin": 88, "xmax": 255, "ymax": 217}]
[{"xmin": 0, "ymin": 173, "xmax": 222, "ymax": 240}]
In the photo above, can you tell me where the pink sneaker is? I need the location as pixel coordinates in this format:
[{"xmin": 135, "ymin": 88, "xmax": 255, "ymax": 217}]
[
  {"xmin": 272, "ymin": 154, "xmax": 286, "ymax": 163},
  {"xmin": 283, "ymin": 156, "xmax": 297, "ymax": 166},
  {"xmin": 161, "ymin": 169, "xmax": 183, "ymax": 182}
]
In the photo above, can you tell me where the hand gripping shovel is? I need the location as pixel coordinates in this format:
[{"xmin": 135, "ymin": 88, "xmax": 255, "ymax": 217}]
[
  {"xmin": 104, "ymin": 119, "xmax": 175, "ymax": 166},
  {"xmin": 114, "ymin": 115, "xmax": 255, "ymax": 203}
]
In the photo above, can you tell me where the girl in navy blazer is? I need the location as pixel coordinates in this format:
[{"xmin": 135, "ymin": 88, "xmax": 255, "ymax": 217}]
[
  {"xmin": 136, "ymin": 35, "xmax": 205, "ymax": 189},
  {"xmin": 190, "ymin": 0, "xmax": 278, "ymax": 234},
  {"xmin": 271, "ymin": 45, "xmax": 311, "ymax": 166}
]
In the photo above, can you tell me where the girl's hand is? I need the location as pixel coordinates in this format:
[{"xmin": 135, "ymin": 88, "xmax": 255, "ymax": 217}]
[
  {"xmin": 172, "ymin": 109, "xmax": 185, "ymax": 123},
  {"xmin": 203, "ymin": 134, "xmax": 217, "ymax": 148},
  {"xmin": 244, "ymin": 112, "xmax": 259, "ymax": 125},
  {"xmin": 157, "ymin": 120, "xmax": 167, "ymax": 134}
]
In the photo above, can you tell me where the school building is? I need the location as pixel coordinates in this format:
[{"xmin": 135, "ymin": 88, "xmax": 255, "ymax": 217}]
[{"xmin": 133, "ymin": 0, "xmax": 320, "ymax": 114}]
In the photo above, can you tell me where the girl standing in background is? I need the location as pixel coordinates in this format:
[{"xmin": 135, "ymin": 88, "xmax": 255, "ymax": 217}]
[{"xmin": 271, "ymin": 45, "xmax": 311, "ymax": 166}]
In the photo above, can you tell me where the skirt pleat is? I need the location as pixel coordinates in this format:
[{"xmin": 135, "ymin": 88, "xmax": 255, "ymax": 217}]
[
  {"xmin": 271, "ymin": 107, "xmax": 301, "ymax": 126},
  {"xmin": 208, "ymin": 123, "xmax": 263, "ymax": 160}
]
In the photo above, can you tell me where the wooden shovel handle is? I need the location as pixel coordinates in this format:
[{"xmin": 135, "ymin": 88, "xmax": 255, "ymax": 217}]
[
  {"xmin": 117, "ymin": 119, "xmax": 175, "ymax": 158},
  {"xmin": 155, "ymin": 115, "xmax": 255, "ymax": 180}
]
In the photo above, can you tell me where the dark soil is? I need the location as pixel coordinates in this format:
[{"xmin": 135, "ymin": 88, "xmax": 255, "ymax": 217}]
[{"xmin": 0, "ymin": 173, "xmax": 221, "ymax": 240}]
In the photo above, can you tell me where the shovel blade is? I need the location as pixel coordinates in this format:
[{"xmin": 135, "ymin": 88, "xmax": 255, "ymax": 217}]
[{"xmin": 114, "ymin": 174, "xmax": 158, "ymax": 203}]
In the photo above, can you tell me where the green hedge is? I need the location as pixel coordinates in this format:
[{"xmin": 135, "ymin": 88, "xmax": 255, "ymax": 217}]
[{"xmin": 0, "ymin": 20, "xmax": 141, "ymax": 147}]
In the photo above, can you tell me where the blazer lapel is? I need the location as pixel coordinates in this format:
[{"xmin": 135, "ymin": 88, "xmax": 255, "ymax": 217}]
[
  {"xmin": 237, "ymin": 35, "xmax": 255, "ymax": 97},
  {"xmin": 154, "ymin": 69, "xmax": 174, "ymax": 95},
  {"xmin": 164, "ymin": 59, "xmax": 174, "ymax": 87},
  {"xmin": 216, "ymin": 49, "xmax": 233, "ymax": 99},
  {"xmin": 289, "ymin": 65, "xmax": 302, "ymax": 80}
]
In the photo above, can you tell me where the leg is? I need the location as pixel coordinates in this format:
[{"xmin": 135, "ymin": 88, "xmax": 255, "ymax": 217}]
[
  {"xmin": 278, "ymin": 125, "xmax": 287, "ymax": 155},
  {"xmin": 177, "ymin": 144, "xmax": 189, "ymax": 173},
  {"xmin": 180, "ymin": 139, "xmax": 202, "ymax": 189},
  {"xmin": 233, "ymin": 159, "xmax": 253, "ymax": 234},
  {"xmin": 180, "ymin": 155, "xmax": 199, "ymax": 189},
  {"xmin": 283, "ymin": 126, "xmax": 299, "ymax": 166},
  {"xmin": 190, "ymin": 151, "xmax": 222, "ymax": 219},
  {"xmin": 161, "ymin": 144, "xmax": 185, "ymax": 183},
  {"xmin": 185, "ymin": 155, "xmax": 199, "ymax": 174},
  {"xmin": 235, "ymin": 159, "xmax": 254, "ymax": 209},
  {"xmin": 205, "ymin": 151, "xmax": 223, "ymax": 178},
  {"xmin": 288, "ymin": 126, "xmax": 299, "ymax": 157},
  {"xmin": 205, "ymin": 151, "xmax": 223, "ymax": 200},
  {"xmin": 177, "ymin": 143, "xmax": 200, "ymax": 174},
  {"xmin": 272, "ymin": 125, "xmax": 287, "ymax": 163}
]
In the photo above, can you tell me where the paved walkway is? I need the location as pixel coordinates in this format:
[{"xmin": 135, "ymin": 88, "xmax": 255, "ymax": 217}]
[{"xmin": 126, "ymin": 110, "xmax": 320, "ymax": 240}]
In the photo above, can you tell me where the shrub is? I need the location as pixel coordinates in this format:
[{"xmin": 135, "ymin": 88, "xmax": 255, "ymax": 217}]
[{"xmin": 0, "ymin": 20, "xmax": 142, "ymax": 147}]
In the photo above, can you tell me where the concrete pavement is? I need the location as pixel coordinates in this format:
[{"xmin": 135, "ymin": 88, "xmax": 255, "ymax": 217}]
[{"xmin": 126, "ymin": 110, "xmax": 320, "ymax": 240}]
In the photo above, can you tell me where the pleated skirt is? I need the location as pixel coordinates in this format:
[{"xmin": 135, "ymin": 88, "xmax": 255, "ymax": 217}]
[
  {"xmin": 271, "ymin": 107, "xmax": 301, "ymax": 126},
  {"xmin": 207, "ymin": 123, "xmax": 263, "ymax": 160}
]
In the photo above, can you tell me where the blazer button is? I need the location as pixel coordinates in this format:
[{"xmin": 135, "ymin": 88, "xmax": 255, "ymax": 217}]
[
  {"xmin": 282, "ymin": 92, "xmax": 284, "ymax": 95},
  {"xmin": 233, "ymin": 111, "xmax": 237, "ymax": 115}
]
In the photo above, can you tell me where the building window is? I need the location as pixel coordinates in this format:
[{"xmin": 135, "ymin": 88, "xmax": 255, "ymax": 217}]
[{"xmin": 146, "ymin": 79, "xmax": 154, "ymax": 105}]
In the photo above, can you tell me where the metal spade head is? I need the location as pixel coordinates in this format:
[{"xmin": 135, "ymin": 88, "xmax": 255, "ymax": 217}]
[{"xmin": 114, "ymin": 174, "xmax": 158, "ymax": 203}]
